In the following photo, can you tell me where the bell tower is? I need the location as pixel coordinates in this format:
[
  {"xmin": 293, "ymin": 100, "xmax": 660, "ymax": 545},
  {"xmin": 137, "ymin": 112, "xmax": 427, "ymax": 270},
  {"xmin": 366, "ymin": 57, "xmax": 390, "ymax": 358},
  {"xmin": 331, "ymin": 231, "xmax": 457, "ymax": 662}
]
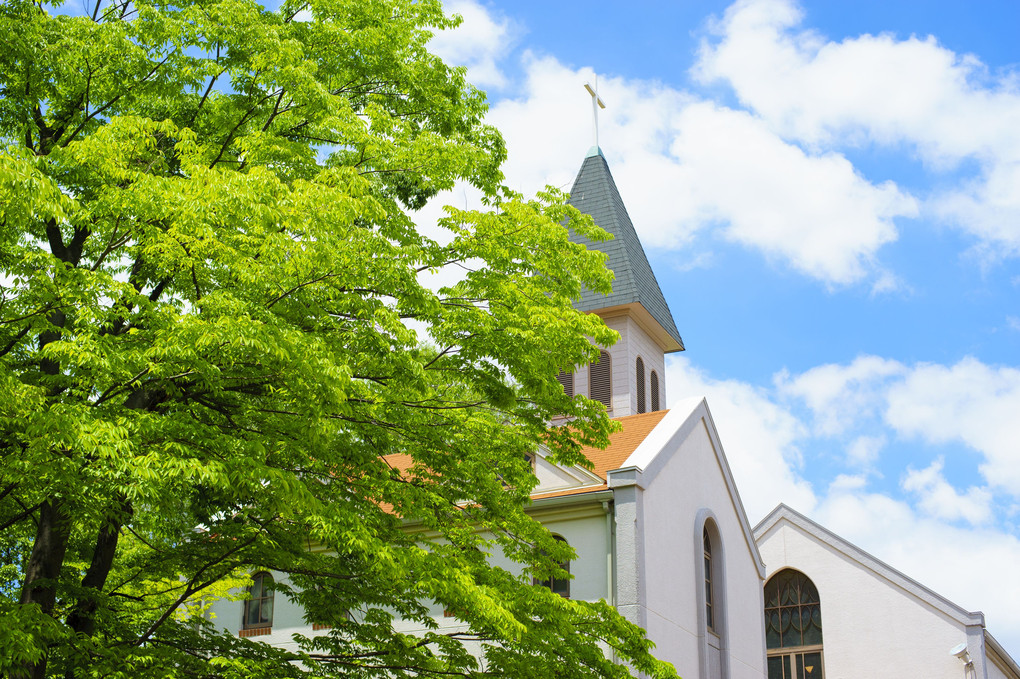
[{"xmin": 564, "ymin": 146, "xmax": 684, "ymax": 417}]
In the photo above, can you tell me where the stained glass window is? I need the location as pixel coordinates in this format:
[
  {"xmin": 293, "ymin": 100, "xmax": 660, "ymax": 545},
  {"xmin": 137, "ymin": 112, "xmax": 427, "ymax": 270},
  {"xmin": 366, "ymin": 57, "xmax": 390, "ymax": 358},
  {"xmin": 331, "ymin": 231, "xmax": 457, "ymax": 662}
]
[{"xmin": 764, "ymin": 570, "xmax": 822, "ymax": 649}]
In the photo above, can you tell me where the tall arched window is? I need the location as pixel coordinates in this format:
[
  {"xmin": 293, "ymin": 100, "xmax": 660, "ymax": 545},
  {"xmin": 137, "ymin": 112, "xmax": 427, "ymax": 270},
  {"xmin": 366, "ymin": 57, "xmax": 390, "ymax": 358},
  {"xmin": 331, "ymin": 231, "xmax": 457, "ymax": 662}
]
[
  {"xmin": 697, "ymin": 516, "xmax": 727, "ymax": 679},
  {"xmin": 556, "ymin": 369, "xmax": 574, "ymax": 398},
  {"xmin": 535, "ymin": 535, "xmax": 570, "ymax": 598},
  {"xmin": 764, "ymin": 569, "xmax": 824, "ymax": 679},
  {"xmin": 704, "ymin": 527, "xmax": 715, "ymax": 631},
  {"xmin": 636, "ymin": 357, "xmax": 646, "ymax": 413},
  {"xmin": 589, "ymin": 351, "xmax": 612, "ymax": 410},
  {"xmin": 650, "ymin": 371, "xmax": 660, "ymax": 411},
  {"xmin": 242, "ymin": 572, "xmax": 274, "ymax": 636}
]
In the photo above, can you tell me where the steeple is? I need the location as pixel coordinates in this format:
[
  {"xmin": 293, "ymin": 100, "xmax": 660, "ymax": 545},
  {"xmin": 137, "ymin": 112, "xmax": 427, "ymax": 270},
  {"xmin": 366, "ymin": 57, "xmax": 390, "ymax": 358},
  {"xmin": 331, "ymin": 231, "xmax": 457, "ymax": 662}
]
[
  {"xmin": 560, "ymin": 148, "xmax": 683, "ymax": 417},
  {"xmin": 567, "ymin": 151, "xmax": 684, "ymax": 353}
]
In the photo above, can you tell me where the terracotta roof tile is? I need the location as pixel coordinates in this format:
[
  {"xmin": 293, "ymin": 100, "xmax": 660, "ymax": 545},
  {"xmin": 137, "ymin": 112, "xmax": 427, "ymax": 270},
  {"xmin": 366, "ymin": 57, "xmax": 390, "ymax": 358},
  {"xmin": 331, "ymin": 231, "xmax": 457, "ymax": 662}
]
[
  {"xmin": 531, "ymin": 410, "xmax": 669, "ymax": 500},
  {"xmin": 381, "ymin": 409, "xmax": 670, "ymax": 503}
]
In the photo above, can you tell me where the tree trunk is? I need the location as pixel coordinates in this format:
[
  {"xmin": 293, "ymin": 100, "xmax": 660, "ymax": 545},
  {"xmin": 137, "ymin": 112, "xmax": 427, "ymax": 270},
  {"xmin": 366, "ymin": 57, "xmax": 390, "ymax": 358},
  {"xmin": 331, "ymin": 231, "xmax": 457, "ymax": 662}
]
[
  {"xmin": 66, "ymin": 505, "xmax": 128, "ymax": 639},
  {"xmin": 16, "ymin": 499, "xmax": 72, "ymax": 679}
]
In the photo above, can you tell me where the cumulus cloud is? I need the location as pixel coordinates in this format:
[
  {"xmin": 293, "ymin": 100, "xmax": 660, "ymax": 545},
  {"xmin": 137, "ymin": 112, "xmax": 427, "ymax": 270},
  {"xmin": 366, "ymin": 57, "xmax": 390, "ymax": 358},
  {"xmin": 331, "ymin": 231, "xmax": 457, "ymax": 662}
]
[
  {"xmin": 775, "ymin": 354, "xmax": 1020, "ymax": 496},
  {"xmin": 430, "ymin": 0, "xmax": 518, "ymax": 89},
  {"xmin": 902, "ymin": 458, "xmax": 994, "ymax": 525},
  {"xmin": 488, "ymin": 55, "xmax": 916, "ymax": 286},
  {"xmin": 776, "ymin": 355, "xmax": 907, "ymax": 435},
  {"xmin": 885, "ymin": 358, "xmax": 1020, "ymax": 495},
  {"xmin": 694, "ymin": 0, "xmax": 1020, "ymax": 255},
  {"xmin": 666, "ymin": 102, "xmax": 915, "ymax": 284}
]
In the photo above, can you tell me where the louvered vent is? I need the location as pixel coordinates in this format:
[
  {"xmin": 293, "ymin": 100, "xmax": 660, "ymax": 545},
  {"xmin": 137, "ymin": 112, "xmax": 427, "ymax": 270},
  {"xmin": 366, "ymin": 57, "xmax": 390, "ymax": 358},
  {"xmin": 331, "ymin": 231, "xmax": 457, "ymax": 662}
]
[
  {"xmin": 589, "ymin": 351, "xmax": 612, "ymax": 409},
  {"xmin": 650, "ymin": 370, "xmax": 660, "ymax": 411},
  {"xmin": 556, "ymin": 369, "xmax": 574, "ymax": 398},
  {"xmin": 636, "ymin": 357, "xmax": 646, "ymax": 414}
]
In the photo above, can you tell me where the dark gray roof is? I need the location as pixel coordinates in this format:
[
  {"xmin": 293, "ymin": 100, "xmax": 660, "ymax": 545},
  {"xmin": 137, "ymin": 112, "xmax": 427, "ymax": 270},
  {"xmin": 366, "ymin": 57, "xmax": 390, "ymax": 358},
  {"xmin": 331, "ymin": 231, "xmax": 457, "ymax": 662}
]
[{"xmin": 566, "ymin": 150, "xmax": 684, "ymax": 351}]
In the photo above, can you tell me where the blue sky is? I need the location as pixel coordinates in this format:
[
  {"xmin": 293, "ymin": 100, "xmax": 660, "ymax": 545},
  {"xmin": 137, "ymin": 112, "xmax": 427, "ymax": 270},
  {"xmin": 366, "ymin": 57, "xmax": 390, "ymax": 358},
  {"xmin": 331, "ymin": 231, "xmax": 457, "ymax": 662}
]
[{"xmin": 427, "ymin": 0, "xmax": 1020, "ymax": 654}]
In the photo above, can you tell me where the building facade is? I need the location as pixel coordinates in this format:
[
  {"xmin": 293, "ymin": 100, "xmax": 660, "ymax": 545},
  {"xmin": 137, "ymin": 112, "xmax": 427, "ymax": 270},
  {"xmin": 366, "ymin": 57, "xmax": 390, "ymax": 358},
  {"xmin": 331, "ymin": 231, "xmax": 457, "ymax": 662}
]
[{"xmin": 755, "ymin": 504, "xmax": 1020, "ymax": 679}]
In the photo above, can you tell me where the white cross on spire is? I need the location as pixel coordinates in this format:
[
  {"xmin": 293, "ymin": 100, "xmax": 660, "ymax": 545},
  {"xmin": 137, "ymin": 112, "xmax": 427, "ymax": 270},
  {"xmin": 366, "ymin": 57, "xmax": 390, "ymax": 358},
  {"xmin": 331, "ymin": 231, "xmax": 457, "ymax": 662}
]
[{"xmin": 584, "ymin": 77, "xmax": 606, "ymax": 154}]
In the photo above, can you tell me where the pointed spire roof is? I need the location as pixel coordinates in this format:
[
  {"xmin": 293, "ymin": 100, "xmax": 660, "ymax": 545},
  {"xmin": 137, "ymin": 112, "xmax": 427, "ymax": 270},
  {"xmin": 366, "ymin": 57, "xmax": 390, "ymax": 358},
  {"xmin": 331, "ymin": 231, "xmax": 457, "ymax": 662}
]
[{"xmin": 567, "ymin": 151, "xmax": 684, "ymax": 352}]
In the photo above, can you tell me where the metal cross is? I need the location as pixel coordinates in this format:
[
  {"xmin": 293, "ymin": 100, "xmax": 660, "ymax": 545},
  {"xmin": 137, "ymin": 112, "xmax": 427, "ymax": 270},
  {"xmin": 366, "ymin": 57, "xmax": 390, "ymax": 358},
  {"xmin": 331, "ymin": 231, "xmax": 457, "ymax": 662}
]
[{"xmin": 584, "ymin": 78, "xmax": 606, "ymax": 151}]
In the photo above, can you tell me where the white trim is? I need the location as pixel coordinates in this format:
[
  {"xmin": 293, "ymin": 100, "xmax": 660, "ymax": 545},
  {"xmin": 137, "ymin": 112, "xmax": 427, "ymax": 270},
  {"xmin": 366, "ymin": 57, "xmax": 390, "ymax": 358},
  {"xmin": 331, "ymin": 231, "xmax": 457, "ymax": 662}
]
[
  {"xmin": 608, "ymin": 397, "xmax": 766, "ymax": 578},
  {"xmin": 696, "ymin": 509, "xmax": 731, "ymax": 679}
]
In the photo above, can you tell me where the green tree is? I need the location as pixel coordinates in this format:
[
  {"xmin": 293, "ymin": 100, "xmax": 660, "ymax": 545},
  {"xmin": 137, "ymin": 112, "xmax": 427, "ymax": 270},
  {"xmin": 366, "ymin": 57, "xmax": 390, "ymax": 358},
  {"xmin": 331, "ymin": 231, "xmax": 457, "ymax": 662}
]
[{"xmin": 0, "ymin": 0, "xmax": 677, "ymax": 676}]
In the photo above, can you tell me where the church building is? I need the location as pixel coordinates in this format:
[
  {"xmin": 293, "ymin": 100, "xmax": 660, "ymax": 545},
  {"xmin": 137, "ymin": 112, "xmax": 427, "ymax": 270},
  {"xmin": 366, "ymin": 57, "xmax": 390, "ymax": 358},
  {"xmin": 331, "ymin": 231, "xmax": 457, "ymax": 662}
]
[{"xmin": 209, "ymin": 137, "xmax": 1020, "ymax": 679}]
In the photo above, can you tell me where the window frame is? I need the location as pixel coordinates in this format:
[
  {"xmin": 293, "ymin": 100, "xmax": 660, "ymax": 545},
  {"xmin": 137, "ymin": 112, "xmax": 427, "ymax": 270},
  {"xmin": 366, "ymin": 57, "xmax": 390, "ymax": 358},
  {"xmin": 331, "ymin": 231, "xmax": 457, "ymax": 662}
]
[
  {"xmin": 534, "ymin": 535, "xmax": 571, "ymax": 599},
  {"xmin": 696, "ymin": 512, "xmax": 729, "ymax": 679},
  {"xmin": 241, "ymin": 571, "xmax": 275, "ymax": 635},
  {"xmin": 556, "ymin": 368, "xmax": 575, "ymax": 398},
  {"xmin": 650, "ymin": 370, "xmax": 660, "ymax": 411},
  {"xmin": 764, "ymin": 569, "xmax": 825, "ymax": 679},
  {"xmin": 589, "ymin": 350, "xmax": 612, "ymax": 410},
  {"xmin": 704, "ymin": 526, "xmax": 715, "ymax": 632},
  {"xmin": 636, "ymin": 357, "xmax": 646, "ymax": 413}
]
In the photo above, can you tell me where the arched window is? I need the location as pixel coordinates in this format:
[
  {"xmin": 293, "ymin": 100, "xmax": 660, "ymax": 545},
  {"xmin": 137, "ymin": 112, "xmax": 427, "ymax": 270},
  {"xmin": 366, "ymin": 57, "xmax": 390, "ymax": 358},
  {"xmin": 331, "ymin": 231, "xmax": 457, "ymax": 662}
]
[
  {"xmin": 704, "ymin": 527, "xmax": 715, "ymax": 631},
  {"xmin": 697, "ymin": 516, "xmax": 727, "ymax": 679},
  {"xmin": 650, "ymin": 371, "xmax": 660, "ymax": 411},
  {"xmin": 764, "ymin": 569, "xmax": 824, "ymax": 679},
  {"xmin": 589, "ymin": 351, "xmax": 612, "ymax": 409},
  {"xmin": 242, "ymin": 572, "xmax": 274, "ymax": 635},
  {"xmin": 636, "ymin": 357, "xmax": 646, "ymax": 413},
  {"xmin": 556, "ymin": 369, "xmax": 574, "ymax": 398},
  {"xmin": 535, "ymin": 535, "xmax": 570, "ymax": 598}
]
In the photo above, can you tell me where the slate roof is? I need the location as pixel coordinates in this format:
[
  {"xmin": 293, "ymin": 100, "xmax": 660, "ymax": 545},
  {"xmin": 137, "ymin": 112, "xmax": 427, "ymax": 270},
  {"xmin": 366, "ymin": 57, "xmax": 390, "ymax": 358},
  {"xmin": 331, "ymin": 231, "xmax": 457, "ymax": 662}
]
[{"xmin": 566, "ymin": 150, "xmax": 684, "ymax": 351}]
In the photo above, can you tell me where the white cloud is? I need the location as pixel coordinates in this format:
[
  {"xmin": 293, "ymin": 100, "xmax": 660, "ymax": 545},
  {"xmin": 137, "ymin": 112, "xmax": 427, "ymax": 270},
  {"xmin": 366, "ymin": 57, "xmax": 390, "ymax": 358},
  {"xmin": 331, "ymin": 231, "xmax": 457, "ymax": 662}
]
[
  {"xmin": 488, "ymin": 55, "xmax": 917, "ymax": 286},
  {"xmin": 845, "ymin": 434, "xmax": 885, "ymax": 468},
  {"xmin": 885, "ymin": 357, "xmax": 1020, "ymax": 495},
  {"xmin": 666, "ymin": 102, "xmax": 915, "ymax": 284},
  {"xmin": 902, "ymin": 458, "xmax": 993, "ymax": 525},
  {"xmin": 776, "ymin": 355, "xmax": 907, "ymax": 435},
  {"xmin": 430, "ymin": 0, "xmax": 518, "ymax": 89},
  {"xmin": 777, "ymin": 355, "xmax": 1020, "ymax": 496},
  {"xmin": 694, "ymin": 0, "xmax": 1020, "ymax": 255}
]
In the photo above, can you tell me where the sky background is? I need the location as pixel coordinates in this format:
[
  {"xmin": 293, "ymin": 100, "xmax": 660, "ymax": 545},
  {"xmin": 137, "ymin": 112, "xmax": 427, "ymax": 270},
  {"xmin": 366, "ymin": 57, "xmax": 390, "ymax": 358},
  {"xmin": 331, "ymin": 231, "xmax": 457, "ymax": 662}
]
[{"xmin": 426, "ymin": 0, "xmax": 1020, "ymax": 655}]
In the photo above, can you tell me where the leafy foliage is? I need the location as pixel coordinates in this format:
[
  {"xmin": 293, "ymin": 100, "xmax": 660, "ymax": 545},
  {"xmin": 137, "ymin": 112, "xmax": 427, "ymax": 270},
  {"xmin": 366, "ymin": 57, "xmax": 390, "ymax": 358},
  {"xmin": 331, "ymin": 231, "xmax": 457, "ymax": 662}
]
[{"xmin": 0, "ymin": 0, "xmax": 677, "ymax": 676}]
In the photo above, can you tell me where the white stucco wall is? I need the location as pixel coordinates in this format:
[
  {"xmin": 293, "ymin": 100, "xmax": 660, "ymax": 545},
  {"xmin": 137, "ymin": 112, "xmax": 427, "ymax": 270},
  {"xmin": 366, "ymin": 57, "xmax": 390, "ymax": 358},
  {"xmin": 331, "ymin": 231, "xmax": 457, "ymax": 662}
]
[
  {"xmin": 612, "ymin": 405, "xmax": 767, "ymax": 679},
  {"xmin": 757, "ymin": 522, "xmax": 989, "ymax": 679}
]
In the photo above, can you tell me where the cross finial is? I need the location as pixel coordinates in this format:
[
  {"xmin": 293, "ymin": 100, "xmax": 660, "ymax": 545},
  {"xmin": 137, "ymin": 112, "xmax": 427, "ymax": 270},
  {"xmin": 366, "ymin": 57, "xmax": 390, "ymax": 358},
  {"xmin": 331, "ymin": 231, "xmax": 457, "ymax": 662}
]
[{"xmin": 584, "ymin": 77, "xmax": 606, "ymax": 155}]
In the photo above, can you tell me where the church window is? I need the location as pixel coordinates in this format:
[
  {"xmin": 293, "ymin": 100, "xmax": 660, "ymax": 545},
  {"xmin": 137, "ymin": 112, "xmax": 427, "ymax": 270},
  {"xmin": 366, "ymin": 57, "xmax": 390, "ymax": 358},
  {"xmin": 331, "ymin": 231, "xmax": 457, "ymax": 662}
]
[
  {"xmin": 764, "ymin": 569, "xmax": 824, "ymax": 679},
  {"xmin": 589, "ymin": 351, "xmax": 612, "ymax": 409},
  {"xmin": 650, "ymin": 371, "xmax": 660, "ymax": 411},
  {"xmin": 698, "ymin": 517, "xmax": 726, "ymax": 678},
  {"xmin": 636, "ymin": 357, "xmax": 646, "ymax": 413},
  {"xmin": 556, "ymin": 369, "xmax": 574, "ymax": 398},
  {"xmin": 241, "ymin": 572, "xmax": 274, "ymax": 636},
  {"xmin": 535, "ymin": 535, "xmax": 570, "ymax": 598},
  {"xmin": 704, "ymin": 527, "xmax": 715, "ymax": 631}
]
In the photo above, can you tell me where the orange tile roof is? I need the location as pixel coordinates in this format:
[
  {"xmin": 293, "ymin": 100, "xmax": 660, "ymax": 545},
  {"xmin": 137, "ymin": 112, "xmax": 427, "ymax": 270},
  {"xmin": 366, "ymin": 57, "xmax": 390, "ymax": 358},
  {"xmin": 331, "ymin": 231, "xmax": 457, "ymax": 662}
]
[
  {"xmin": 380, "ymin": 409, "xmax": 671, "ymax": 504},
  {"xmin": 531, "ymin": 409, "xmax": 669, "ymax": 500}
]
